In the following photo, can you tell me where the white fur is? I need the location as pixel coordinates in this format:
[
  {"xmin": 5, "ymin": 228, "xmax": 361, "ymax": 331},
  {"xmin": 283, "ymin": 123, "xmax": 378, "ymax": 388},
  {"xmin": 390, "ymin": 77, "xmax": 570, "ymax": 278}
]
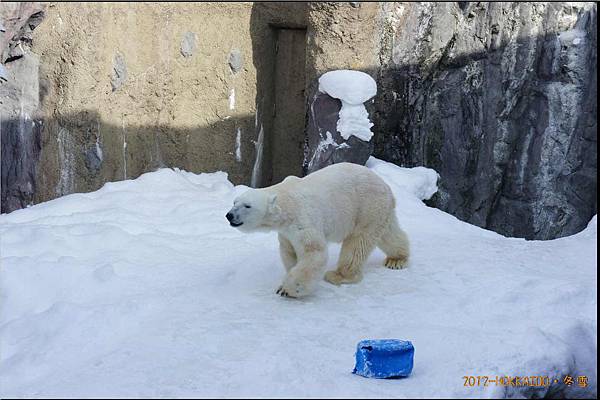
[{"xmin": 226, "ymin": 163, "xmax": 410, "ymax": 298}]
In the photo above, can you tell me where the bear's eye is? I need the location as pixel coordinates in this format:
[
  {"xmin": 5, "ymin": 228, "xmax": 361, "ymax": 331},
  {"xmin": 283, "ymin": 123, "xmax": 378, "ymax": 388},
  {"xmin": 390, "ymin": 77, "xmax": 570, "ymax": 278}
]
[{"xmin": 244, "ymin": 204, "xmax": 251, "ymax": 208}]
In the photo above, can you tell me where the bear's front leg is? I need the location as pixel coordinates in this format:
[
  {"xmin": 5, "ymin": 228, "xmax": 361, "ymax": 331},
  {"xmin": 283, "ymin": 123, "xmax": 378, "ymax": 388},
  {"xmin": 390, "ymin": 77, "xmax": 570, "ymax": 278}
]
[
  {"xmin": 276, "ymin": 235, "xmax": 327, "ymax": 298},
  {"xmin": 278, "ymin": 234, "xmax": 297, "ymax": 272}
]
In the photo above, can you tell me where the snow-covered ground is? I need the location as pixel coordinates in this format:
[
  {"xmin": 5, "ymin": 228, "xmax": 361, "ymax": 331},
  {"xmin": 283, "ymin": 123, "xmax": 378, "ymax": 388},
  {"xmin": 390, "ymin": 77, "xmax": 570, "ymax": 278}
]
[{"xmin": 0, "ymin": 158, "xmax": 596, "ymax": 398}]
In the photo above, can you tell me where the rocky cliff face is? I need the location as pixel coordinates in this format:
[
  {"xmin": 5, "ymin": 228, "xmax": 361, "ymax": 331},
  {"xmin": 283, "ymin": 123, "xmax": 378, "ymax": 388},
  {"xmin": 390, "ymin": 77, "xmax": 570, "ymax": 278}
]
[
  {"xmin": 0, "ymin": 3, "xmax": 45, "ymax": 213},
  {"xmin": 374, "ymin": 2, "xmax": 597, "ymax": 240}
]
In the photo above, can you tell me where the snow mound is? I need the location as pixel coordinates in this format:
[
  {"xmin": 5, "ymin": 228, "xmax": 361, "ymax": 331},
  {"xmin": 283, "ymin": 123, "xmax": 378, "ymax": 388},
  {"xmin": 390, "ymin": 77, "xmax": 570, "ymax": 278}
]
[
  {"xmin": 0, "ymin": 160, "xmax": 596, "ymax": 398},
  {"xmin": 318, "ymin": 70, "xmax": 377, "ymax": 142},
  {"xmin": 367, "ymin": 157, "xmax": 439, "ymax": 201}
]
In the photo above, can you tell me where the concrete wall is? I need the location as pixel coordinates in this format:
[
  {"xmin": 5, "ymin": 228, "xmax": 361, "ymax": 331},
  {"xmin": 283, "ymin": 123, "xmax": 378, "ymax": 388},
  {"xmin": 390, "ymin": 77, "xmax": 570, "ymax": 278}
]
[
  {"xmin": 32, "ymin": 2, "xmax": 260, "ymax": 205},
  {"xmin": 2, "ymin": 1, "xmax": 381, "ymax": 210},
  {"xmin": 1, "ymin": 2, "xmax": 314, "ymax": 211}
]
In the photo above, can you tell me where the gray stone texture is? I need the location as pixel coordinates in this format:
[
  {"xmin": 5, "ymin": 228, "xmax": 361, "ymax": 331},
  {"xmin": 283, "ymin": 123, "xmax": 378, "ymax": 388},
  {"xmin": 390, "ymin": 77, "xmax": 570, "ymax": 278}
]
[
  {"xmin": 0, "ymin": 2, "xmax": 45, "ymax": 213},
  {"xmin": 0, "ymin": 53, "xmax": 43, "ymax": 212},
  {"xmin": 304, "ymin": 90, "xmax": 374, "ymax": 175},
  {"xmin": 373, "ymin": 2, "xmax": 597, "ymax": 240},
  {"xmin": 228, "ymin": 48, "xmax": 244, "ymax": 73},
  {"xmin": 0, "ymin": 2, "xmax": 45, "ymax": 63},
  {"xmin": 180, "ymin": 31, "xmax": 197, "ymax": 58},
  {"xmin": 110, "ymin": 53, "xmax": 127, "ymax": 92},
  {"xmin": 84, "ymin": 138, "xmax": 103, "ymax": 175}
]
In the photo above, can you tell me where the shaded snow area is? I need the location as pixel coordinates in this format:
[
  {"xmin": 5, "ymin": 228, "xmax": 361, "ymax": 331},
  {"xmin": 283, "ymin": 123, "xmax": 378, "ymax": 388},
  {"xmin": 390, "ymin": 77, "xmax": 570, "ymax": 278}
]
[
  {"xmin": 318, "ymin": 70, "xmax": 376, "ymax": 141},
  {"xmin": 1, "ymin": 158, "xmax": 597, "ymax": 398}
]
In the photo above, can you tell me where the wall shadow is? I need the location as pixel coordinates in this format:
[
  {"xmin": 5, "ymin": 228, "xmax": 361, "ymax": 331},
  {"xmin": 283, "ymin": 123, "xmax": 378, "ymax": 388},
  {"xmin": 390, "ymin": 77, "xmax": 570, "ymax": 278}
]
[
  {"xmin": 249, "ymin": 2, "xmax": 308, "ymax": 188},
  {"xmin": 1, "ymin": 111, "xmax": 257, "ymax": 213}
]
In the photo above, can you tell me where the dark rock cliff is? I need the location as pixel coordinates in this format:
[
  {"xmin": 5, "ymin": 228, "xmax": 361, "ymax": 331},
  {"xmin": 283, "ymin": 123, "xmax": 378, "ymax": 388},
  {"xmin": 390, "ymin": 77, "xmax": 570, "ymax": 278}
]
[
  {"xmin": 0, "ymin": 3, "xmax": 45, "ymax": 213},
  {"xmin": 374, "ymin": 2, "xmax": 597, "ymax": 239}
]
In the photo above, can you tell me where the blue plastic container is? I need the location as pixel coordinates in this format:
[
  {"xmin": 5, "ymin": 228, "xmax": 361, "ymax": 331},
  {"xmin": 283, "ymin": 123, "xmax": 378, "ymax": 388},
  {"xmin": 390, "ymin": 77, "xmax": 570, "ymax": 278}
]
[{"xmin": 352, "ymin": 339, "xmax": 414, "ymax": 379}]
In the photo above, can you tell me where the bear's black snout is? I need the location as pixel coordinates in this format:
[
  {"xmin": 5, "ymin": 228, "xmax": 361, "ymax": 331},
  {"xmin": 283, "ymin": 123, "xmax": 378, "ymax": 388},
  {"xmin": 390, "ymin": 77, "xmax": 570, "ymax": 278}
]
[{"xmin": 226, "ymin": 212, "xmax": 234, "ymax": 222}]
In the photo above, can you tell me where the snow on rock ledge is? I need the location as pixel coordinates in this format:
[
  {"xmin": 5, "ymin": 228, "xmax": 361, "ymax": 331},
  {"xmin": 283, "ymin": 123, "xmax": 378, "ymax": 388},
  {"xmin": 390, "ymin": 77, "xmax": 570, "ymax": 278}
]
[
  {"xmin": 318, "ymin": 70, "xmax": 377, "ymax": 141},
  {"xmin": 367, "ymin": 157, "xmax": 439, "ymax": 201}
]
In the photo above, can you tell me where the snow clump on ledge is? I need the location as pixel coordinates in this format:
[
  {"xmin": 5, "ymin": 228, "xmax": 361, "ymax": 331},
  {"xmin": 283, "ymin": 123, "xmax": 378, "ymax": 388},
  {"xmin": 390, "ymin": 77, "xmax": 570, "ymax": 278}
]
[{"xmin": 318, "ymin": 69, "xmax": 377, "ymax": 142}]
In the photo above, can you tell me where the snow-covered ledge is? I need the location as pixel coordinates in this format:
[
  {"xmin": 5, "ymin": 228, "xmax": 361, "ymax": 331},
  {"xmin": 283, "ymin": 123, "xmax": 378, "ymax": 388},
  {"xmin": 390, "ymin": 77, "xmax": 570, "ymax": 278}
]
[{"xmin": 318, "ymin": 70, "xmax": 377, "ymax": 142}]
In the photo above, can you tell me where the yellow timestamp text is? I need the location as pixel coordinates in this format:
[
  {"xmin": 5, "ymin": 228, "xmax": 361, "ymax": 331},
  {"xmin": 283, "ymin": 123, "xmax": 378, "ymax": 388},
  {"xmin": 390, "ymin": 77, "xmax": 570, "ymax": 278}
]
[{"xmin": 463, "ymin": 375, "xmax": 589, "ymax": 388}]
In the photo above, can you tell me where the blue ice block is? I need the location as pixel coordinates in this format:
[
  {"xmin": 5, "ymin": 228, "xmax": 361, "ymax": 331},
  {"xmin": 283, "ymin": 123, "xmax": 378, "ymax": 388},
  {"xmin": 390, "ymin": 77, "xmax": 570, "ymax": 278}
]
[{"xmin": 352, "ymin": 339, "xmax": 414, "ymax": 379}]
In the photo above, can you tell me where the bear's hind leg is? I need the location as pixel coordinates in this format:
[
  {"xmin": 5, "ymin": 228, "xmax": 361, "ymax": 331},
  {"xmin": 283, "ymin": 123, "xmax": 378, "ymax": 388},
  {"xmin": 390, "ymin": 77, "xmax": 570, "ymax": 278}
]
[
  {"xmin": 377, "ymin": 213, "xmax": 410, "ymax": 270},
  {"xmin": 325, "ymin": 234, "xmax": 375, "ymax": 286}
]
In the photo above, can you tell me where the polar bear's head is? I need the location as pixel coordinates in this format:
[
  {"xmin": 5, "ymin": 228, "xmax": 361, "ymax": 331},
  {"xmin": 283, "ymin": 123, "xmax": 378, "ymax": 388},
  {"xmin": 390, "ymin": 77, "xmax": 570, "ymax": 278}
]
[{"xmin": 226, "ymin": 189, "xmax": 278, "ymax": 232}]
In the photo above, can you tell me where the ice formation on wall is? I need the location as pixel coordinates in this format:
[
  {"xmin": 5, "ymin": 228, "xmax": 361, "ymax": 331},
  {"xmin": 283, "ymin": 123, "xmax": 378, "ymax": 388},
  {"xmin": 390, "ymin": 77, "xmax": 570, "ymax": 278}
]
[
  {"xmin": 250, "ymin": 123, "xmax": 263, "ymax": 188},
  {"xmin": 235, "ymin": 127, "xmax": 242, "ymax": 162},
  {"xmin": 228, "ymin": 88, "xmax": 235, "ymax": 111}
]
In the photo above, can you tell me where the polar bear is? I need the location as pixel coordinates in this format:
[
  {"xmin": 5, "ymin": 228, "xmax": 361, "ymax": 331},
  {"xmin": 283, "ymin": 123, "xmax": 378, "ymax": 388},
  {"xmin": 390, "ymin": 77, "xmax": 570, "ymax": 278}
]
[{"xmin": 226, "ymin": 162, "xmax": 410, "ymax": 298}]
